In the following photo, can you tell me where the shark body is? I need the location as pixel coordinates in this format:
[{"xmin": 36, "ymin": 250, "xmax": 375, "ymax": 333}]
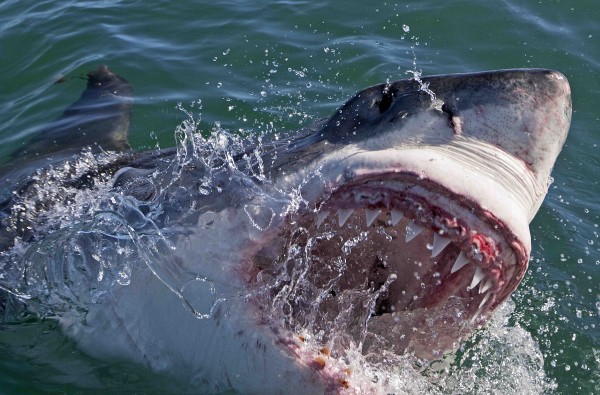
[{"xmin": 0, "ymin": 66, "xmax": 571, "ymax": 393}]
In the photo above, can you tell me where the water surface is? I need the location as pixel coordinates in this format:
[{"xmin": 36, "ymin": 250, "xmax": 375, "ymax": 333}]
[{"xmin": 0, "ymin": 1, "xmax": 598, "ymax": 393}]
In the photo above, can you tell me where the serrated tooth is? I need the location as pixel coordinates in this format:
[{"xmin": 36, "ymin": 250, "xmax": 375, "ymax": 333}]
[
  {"xmin": 478, "ymin": 292, "xmax": 491, "ymax": 309},
  {"xmin": 405, "ymin": 221, "xmax": 425, "ymax": 242},
  {"xmin": 337, "ymin": 209, "xmax": 353, "ymax": 226},
  {"xmin": 391, "ymin": 209, "xmax": 403, "ymax": 226},
  {"xmin": 365, "ymin": 209, "xmax": 381, "ymax": 226},
  {"xmin": 316, "ymin": 211, "xmax": 329, "ymax": 227},
  {"xmin": 468, "ymin": 267, "xmax": 485, "ymax": 290},
  {"xmin": 479, "ymin": 279, "xmax": 493, "ymax": 294},
  {"xmin": 450, "ymin": 251, "xmax": 469, "ymax": 273},
  {"xmin": 431, "ymin": 234, "xmax": 451, "ymax": 257}
]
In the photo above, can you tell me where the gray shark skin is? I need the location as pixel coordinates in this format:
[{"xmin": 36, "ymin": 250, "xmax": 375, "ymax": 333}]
[{"xmin": 0, "ymin": 66, "xmax": 571, "ymax": 393}]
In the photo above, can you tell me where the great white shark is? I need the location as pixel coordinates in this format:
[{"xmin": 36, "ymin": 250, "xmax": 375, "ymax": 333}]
[{"xmin": 0, "ymin": 65, "xmax": 571, "ymax": 393}]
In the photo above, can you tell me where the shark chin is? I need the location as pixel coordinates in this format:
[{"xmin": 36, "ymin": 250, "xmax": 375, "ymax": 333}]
[{"xmin": 0, "ymin": 66, "xmax": 571, "ymax": 393}]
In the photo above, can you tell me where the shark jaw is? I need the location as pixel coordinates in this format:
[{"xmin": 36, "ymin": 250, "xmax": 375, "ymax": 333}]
[{"xmin": 252, "ymin": 170, "xmax": 525, "ymax": 363}]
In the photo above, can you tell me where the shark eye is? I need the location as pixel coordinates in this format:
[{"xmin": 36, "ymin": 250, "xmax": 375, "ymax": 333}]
[{"xmin": 378, "ymin": 87, "xmax": 396, "ymax": 114}]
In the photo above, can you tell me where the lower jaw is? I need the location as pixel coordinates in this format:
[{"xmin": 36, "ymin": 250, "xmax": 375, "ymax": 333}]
[{"xmin": 364, "ymin": 296, "xmax": 478, "ymax": 361}]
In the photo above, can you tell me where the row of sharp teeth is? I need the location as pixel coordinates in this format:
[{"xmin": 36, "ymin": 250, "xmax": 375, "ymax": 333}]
[{"xmin": 316, "ymin": 208, "xmax": 494, "ymax": 307}]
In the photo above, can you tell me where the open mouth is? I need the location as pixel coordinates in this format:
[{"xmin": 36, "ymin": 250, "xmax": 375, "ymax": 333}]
[{"xmin": 254, "ymin": 172, "xmax": 529, "ymax": 360}]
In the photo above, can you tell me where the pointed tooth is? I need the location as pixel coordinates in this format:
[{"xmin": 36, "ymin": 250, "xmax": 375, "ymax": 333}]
[
  {"xmin": 479, "ymin": 279, "xmax": 493, "ymax": 294},
  {"xmin": 450, "ymin": 251, "xmax": 469, "ymax": 273},
  {"xmin": 431, "ymin": 234, "xmax": 452, "ymax": 257},
  {"xmin": 391, "ymin": 209, "xmax": 403, "ymax": 226},
  {"xmin": 470, "ymin": 309, "xmax": 483, "ymax": 325},
  {"xmin": 470, "ymin": 293, "xmax": 491, "ymax": 324},
  {"xmin": 337, "ymin": 209, "xmax": 353, "ymax": 226},
  {"xmin": 405, "ymin": 221, "xmax": 425, "ymax": 242},
  {"xmin": 478, "ymin": 292, "xmax": 491, "ymax": 309},
  {"xmin": 468, "ymin": 267, "xmax": 485, "ymax": 290},
  {"xmin": 365, "ymin": 209, "xmax": 381, "ymax": 226},
  {"xmin": 316, "ymin": 211, "xmax": 329, "ymax": 227}
]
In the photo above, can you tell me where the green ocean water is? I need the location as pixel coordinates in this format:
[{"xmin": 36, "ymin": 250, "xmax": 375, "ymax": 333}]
[{"xmin": 0, "ymin": 1, "xmax": 598, "ymax": 393}]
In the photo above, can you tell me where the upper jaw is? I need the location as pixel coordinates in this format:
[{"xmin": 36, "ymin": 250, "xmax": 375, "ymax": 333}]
[{"xmin": 287, "ymin": 137, "xmax": 534, "ymax": 258}]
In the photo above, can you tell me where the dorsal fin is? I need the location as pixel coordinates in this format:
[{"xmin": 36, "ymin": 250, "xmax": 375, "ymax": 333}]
[{"xmin": 14, "ymin": 65, "xmax": 133, "ymax": 159}]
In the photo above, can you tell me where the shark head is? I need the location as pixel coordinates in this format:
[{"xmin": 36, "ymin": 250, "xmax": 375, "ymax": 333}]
[{"xmin": 244, "ymin": 68, "xmax": 571, "ymax": 360}]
